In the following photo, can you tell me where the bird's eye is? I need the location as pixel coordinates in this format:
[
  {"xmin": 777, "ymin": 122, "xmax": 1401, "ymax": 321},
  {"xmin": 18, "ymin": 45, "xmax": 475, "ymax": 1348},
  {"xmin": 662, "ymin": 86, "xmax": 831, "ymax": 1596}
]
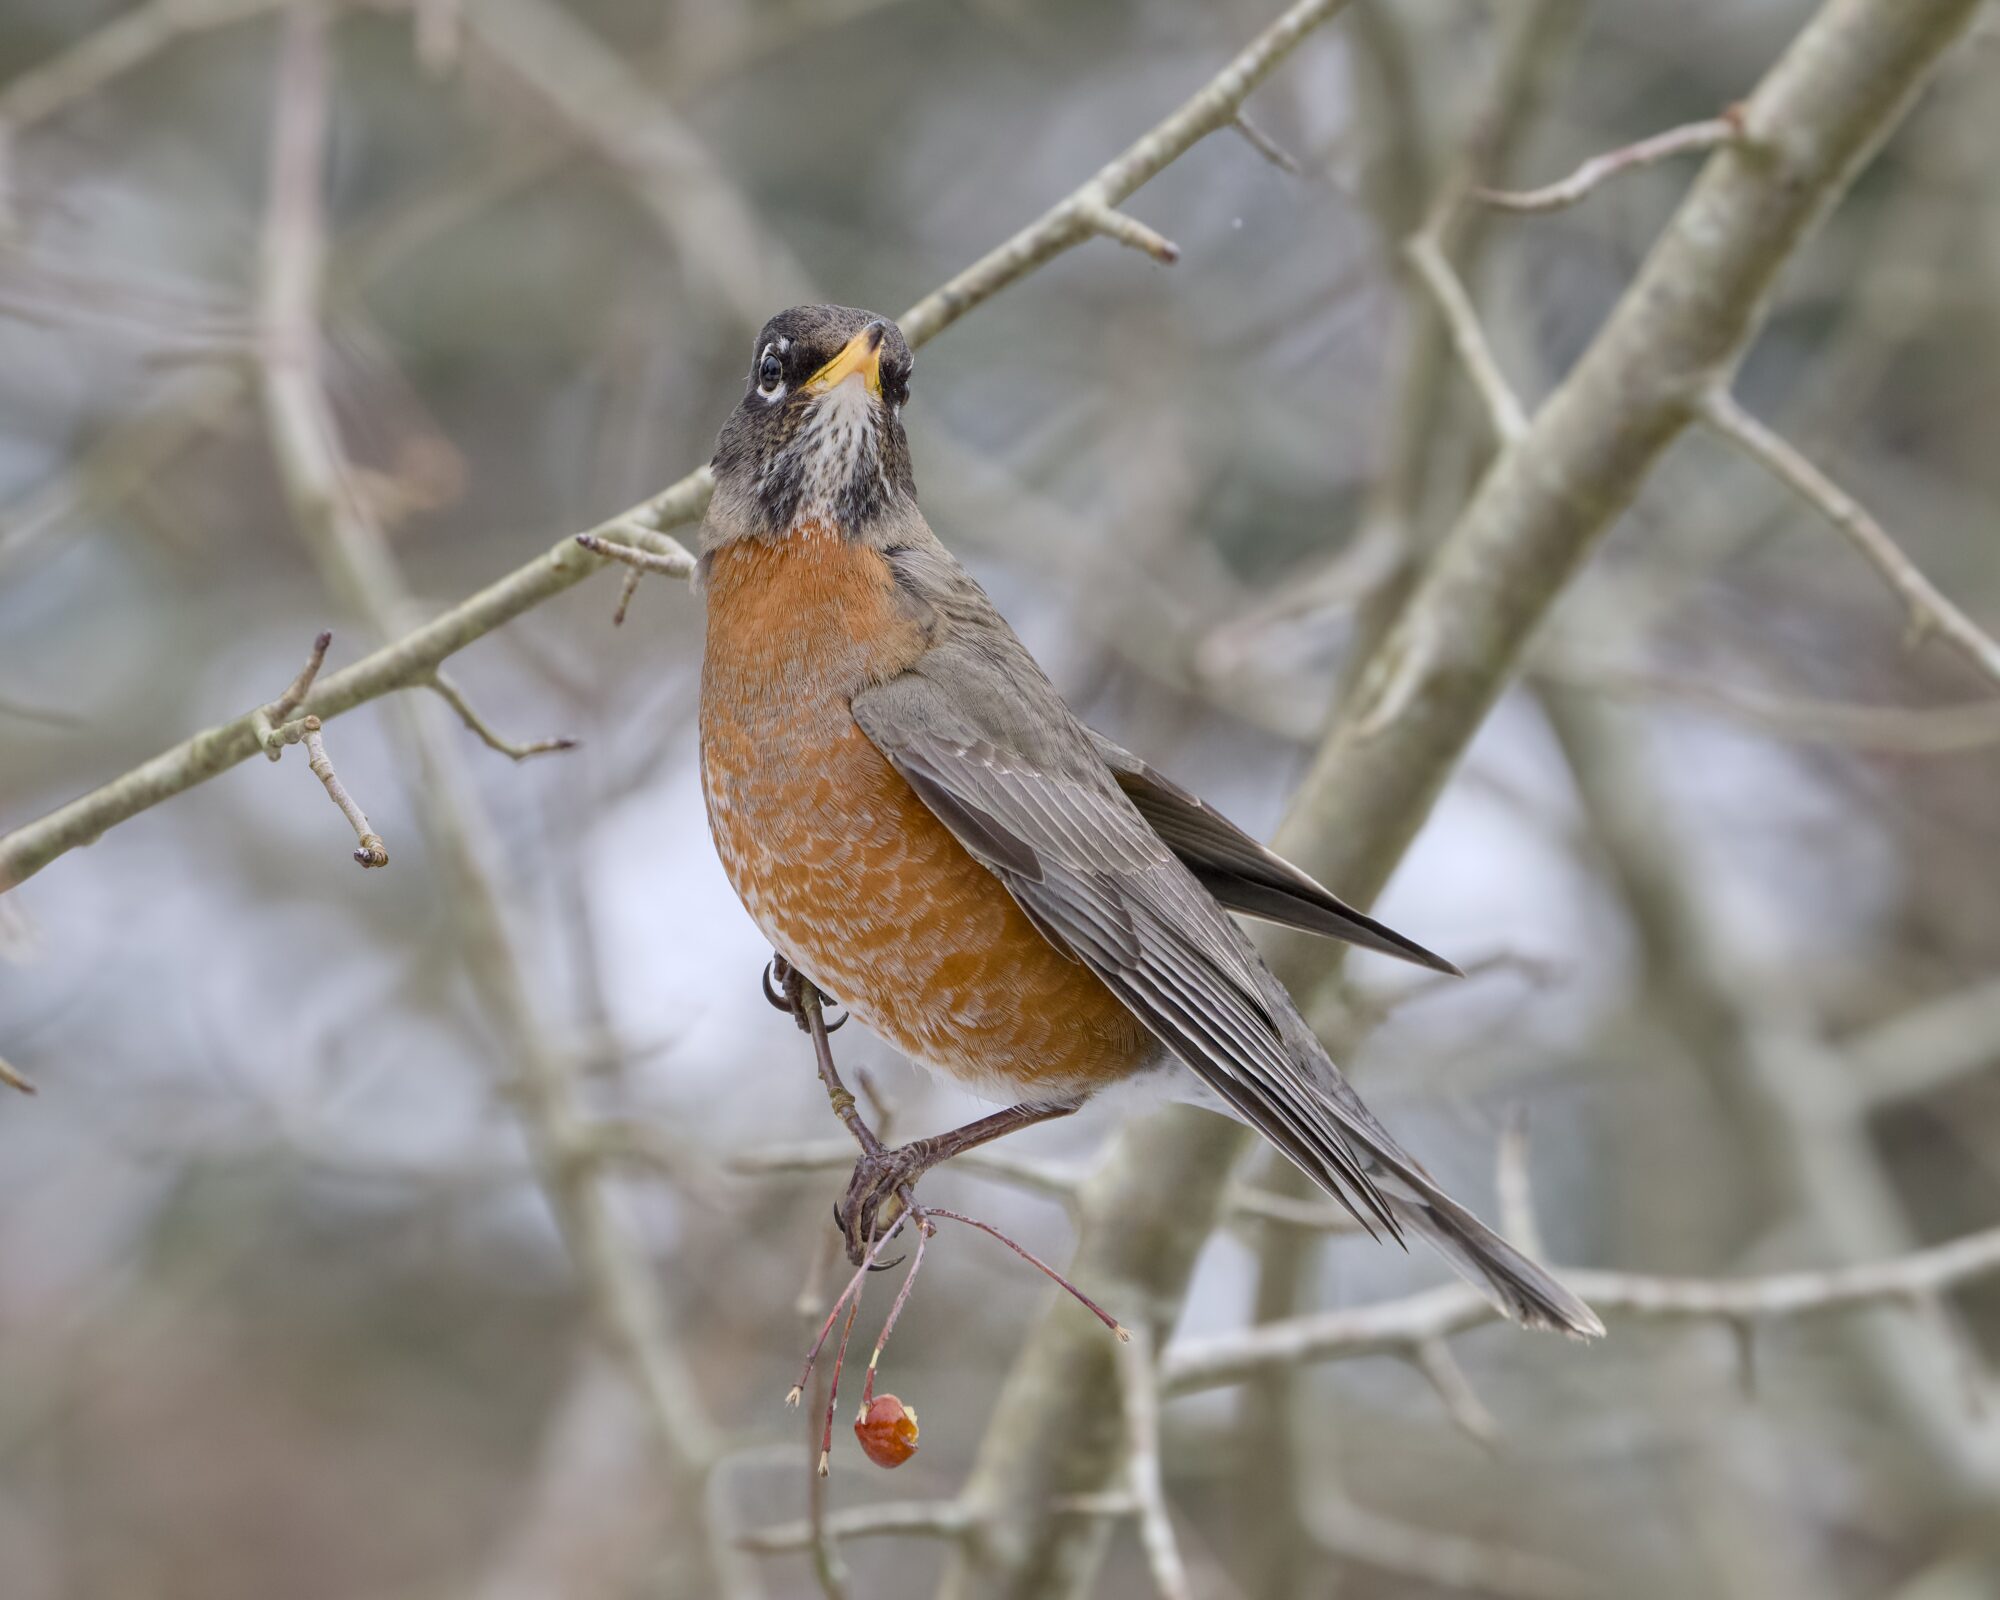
[{"xmin": 757, "ymin": 348, "xmax": 784, "ymax": 393}]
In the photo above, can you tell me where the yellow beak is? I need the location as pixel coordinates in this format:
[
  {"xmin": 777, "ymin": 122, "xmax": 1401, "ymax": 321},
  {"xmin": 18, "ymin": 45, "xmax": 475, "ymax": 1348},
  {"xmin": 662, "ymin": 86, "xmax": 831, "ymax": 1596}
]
[{"xmin": 804, "ymin": 322, "xmax": 886, "ymax": 396}]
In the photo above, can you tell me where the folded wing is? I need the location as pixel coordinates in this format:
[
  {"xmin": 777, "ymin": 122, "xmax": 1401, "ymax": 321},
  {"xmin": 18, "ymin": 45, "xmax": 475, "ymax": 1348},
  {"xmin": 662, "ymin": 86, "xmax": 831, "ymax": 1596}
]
[{"xmin": 1088, "ymin": 732, "xmax": 1459, "ymax": 975}]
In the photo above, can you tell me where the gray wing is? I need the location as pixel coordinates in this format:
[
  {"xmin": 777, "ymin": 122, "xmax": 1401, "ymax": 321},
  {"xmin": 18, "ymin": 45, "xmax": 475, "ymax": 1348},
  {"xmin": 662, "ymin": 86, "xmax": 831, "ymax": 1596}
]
[
  {"xmin": 854, "ymin": 540, "xmax": 1603, "ymax": 1335},
  {"xmin": 1087, "ymin": 732, "xmax": 1460, "ymax": 976},
  {"xmin": 852, "ymin": 662, "xmax": 1400, "ymax": 1239}
]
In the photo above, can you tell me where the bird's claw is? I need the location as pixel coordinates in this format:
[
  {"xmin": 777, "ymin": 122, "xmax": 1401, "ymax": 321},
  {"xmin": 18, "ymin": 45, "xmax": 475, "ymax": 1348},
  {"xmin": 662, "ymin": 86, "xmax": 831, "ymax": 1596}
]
[
  {"xmin": 836, "ymin": 1146, "xmax": 927, "ymax": 1267},
  {"xmin": 763, "ymin": 956, "xmax": 849, "ymax": 1032}
]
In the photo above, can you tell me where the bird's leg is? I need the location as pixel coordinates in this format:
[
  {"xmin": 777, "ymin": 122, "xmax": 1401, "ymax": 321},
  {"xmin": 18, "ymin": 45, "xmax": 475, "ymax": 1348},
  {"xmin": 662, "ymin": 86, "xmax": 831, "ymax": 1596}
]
[
  {"xmin": 762, "ymin": 954, "xmax": 1082, "ymax": 1264},
  {"xmin": 836, "ymin": 1099, "xmax": 1081, "ymax": 1267},
  {"xmin": 767, "ymin": 953, "xmax": 923, "ymax": 1264}
]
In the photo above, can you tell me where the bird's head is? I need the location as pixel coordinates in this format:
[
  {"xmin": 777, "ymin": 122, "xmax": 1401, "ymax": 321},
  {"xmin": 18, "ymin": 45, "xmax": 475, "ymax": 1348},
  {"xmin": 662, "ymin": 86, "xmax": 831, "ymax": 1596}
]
[{"xmin": 705, "ymin": 305, "xmax": 918, "ymax": 551}]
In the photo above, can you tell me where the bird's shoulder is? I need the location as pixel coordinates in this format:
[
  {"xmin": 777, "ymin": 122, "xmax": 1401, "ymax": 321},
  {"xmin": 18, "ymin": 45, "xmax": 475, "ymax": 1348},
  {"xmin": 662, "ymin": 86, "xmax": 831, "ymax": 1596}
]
[{"xmin": 871, "ymin": 531, "xmax": 1108, "ymax": 784}]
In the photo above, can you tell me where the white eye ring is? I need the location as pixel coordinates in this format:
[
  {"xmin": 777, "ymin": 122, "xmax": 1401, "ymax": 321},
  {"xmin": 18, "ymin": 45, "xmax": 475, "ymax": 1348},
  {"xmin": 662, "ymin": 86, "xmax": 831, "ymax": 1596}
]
[{"xmin": 756, "ymin": 343, "xmax": 785, "ymax": 400}]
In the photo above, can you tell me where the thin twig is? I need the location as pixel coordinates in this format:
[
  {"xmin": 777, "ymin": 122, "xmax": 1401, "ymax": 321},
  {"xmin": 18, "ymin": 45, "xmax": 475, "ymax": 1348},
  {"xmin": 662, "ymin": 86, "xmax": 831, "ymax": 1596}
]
[
  {"xmin": 1116, "ymin": 1325, "xmax": 1191, "ymax": 1600},
  {"xmin": 860, "ymin": 1223, "xmax": 932, "ymax": 1413},
  {"xmin": 925, "ymin": 1207, "xmax": 1129, "ymax": 1340},
  {"xmin": 1471, "ymin": 113, "xmax": 1742, "ymax": 213},
  {"xmin": 428, "ymin": 671, "xmax": 576, "ymax": 761},
  {"xmin": 1409, "ymin": 1336, "xmax": 1498, "ymax": 1446},
  {"xmin": 819, "ymin": 1296, "xmax": 863, "ymax": 1477},
  {"xmin": 1700, "ymin": 388, "xmax": 2000, "ymax": 690},
  {"xmin": 265, "ymin": 629, "xmax": 332, "ymax": 726},
  {"xmin": 300, "ymin": 718, "xmax": 388, "ymax": 868},
  {"xmin": 0, "ymin": 1056, "xmax": 35, "ymax": 1095},
  {"xmin": 572, "ymin": 530, "xmax": 697, "ymax": 579},
  {"xmin": 1494, "ymin": 1109, "xmax": 1545, "ymax": 1261},
  {"xmin": 1230, "ymin": 110, "xmax": 1301, "ymax": 172},
  {"xmin": 1405, "ymin": 223, "xmax": 1528, "ymax": 444}
]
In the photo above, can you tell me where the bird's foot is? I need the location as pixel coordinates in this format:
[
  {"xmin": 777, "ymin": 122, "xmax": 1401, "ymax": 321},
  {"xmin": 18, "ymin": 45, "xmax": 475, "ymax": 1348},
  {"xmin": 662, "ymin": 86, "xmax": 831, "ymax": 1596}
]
[{"xmin": 836, "ymin": 1143, "xmax": 931, "ymax": 1267}]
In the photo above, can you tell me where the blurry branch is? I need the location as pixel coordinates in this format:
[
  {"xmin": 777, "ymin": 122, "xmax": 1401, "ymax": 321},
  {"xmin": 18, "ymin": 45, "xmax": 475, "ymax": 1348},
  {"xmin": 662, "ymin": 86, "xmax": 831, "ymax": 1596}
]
[
  {"xmin": 0, "ymin": 1055, "xmax": 34, "ymax": 1095},
  {"xmin": 0, "ymin": 0, "xmax": 1357, "ymax": 896},
  {"xmin": 1229, "ymin": 13, "xmax": 1587, "ymax": 1590},
  {"xmin": 1229, "ymin": 112, "xmax": 1301, "ymax": 173},
  {"xmin": 1115, "ymin": 1326, "xmax": 1191, "ymax": 1600},
  {"xmin": 1471, "ymin": 113, "xmax": 1745, "ymax": 213},
  {"xmin": 1851, "ymin": 977, "xmax": 2000, "ymax": 1108},
  {"xmin": 1699, "ymin": 388, "xmax": 2000, "ymax": 690},
  {"xmin": 1544, "ymin": 684, "xmax": 2000, "ymax": 1493},
  {"xmin": 742, "ymin": 1502, "xmax": 980, "ymax": 1554},
  {"xmin": 1305, "ymin": 1495, "xmax": 1596, "ymax": 1600},
  {"xmin": 0, "ymin": 368, "xmax": 247, "ymax": 575},
  {"xmin": 1196, "ymin": 0, "xmax": 1585, "ymax": 694},
  {"xmin": 728, "ymin": 1137, "xmax": 1365, "ymax": 1232},
  {"xmin": 252, "ymin": 16, "xmax": 750, "ymax": 1595},
  {"xmin": 1543, "ymin": 657, "xmax": 2000, "ymax": 754},
  {"xmin": 0, "ymin": 0, "xmax": 286, "ymax": 146},
  {"xmin": 1406, "ymin": 217, "xmax": 1527, "ymax": 444},
  {"xmin": 945, "ymin": 2, "xmax": 1984, "ymax": 1593},
  {"xmin": 458, "ymin": 0, "xmax": 813, "ymax": 326},
  {"xmin": 895, "ymin": 0, "xmax": 1353, "ymax": 346},
  {"xmin": 1162, "ymin": 1223, "xmax": 2000, "ymax": 1395}
]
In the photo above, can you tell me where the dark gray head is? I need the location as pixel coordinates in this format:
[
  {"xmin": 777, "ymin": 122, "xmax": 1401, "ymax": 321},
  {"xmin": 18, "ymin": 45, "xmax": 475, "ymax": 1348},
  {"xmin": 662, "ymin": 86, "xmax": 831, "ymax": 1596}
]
[{"xmin": 705, "ymin": 305, "xmax": 918, "ymax": 549}]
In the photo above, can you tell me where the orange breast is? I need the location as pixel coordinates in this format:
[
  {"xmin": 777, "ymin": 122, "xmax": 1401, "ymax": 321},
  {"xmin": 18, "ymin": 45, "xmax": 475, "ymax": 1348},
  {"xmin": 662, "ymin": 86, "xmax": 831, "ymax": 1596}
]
[{"xmin": 698, "ymin": 528, "xmax": 1151, "ymax": 1102}]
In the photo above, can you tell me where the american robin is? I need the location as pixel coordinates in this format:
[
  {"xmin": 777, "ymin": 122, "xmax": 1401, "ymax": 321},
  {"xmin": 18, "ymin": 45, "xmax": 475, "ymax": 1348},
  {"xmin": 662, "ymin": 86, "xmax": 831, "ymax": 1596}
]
[{"xmin": 697, "ymin": 304, "xmax": 1601, "ymax": 1338}]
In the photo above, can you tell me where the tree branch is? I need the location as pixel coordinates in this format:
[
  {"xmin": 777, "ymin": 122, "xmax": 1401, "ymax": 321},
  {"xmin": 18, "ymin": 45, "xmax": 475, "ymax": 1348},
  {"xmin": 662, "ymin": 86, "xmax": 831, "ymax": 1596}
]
[
  {"xmin": 1699, "ymin": 386, "xmax": 2000, "ymax": 690},
  {"xmin": 1162, "ymin": 1224, "xmax": 2000, "ymax": 1395},
  {"xmin": 0, "ymin": 0, "xmax": 1359, "ymax": 897},
  {"xmin": 1471, "ymin": 113, "xmax": 1745, "ymax": 214},
  {"xmin": 941, "ymin": 2, "xmax": 1984, "ymax": 1592}
]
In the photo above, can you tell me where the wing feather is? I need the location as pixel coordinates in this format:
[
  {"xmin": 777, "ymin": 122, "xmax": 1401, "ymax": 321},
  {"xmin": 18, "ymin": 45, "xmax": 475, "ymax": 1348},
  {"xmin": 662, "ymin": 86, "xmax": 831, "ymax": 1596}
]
[
  {"xmin": 1088, "ymin": 731, "xmax": 1460, "ymax": 975},
  {"xmin": 852, "ymin": 675, "xmax": 1399, "ymax": 1238}
]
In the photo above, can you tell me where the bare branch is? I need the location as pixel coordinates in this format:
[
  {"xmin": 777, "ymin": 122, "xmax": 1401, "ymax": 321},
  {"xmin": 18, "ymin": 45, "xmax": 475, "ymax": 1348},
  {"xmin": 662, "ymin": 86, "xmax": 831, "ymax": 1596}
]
[
  {"xmin": 427, "ymin": 672, "xmax": 576, "ymax": 762},
  {"xmin": 572, "ymin": 530, "xmax": 697, "ymax": 579},
  {"xmin": 1471, "ymin": 113, "xmax": 1744, "ymax": 214},
  {"xmin": 1116, "ymin": 1326, "xmax": 1191, "ymax": 1600},
  {"xmin": 1850, "ymin": 977, "xmax": 2000, "ymax": 1108},
  {"xmin": 0, "ymin": 1055, "xmax": 35, "ymax": 1095},
  {"xmin": 1, "ymin": 0, "xmax": 1354, "ymax": 895},
  {"xmin": 1494, "ymin": 1110, "xmax": 1546, "ymax": 1261},
  {"xmin": 1405, "ymin": 223, "xmax": 1528, "ymax": 444},
  {"xmin": 299, "ymin": 718, "xmax": 388, "ymax": 868},
  {"xmin": 0, "ymin": 0, "xmax": 284, "ymax": 139},
  {"xmin": 1409, "ymin": 1336, "xmax": 1498, "ymax": 1446},
  {"xmin": 1700, "ymin": 388, "xmax": 2000, "ymax": 690},
  {"xmin": 264, "ymin": 628, "xmax": 333, "ymax": 731},
  {"xmin": 250, "ymin": 18, "xmax": 749, "ymax": 1593},
  {"xmin": 1074, "ymin": 198, "xmax": 1180, "ymax": 265},
  {"xmin": 732, "ymin": 1135, "xmax": 1377, "ymax": 1235},
  {"xmin": 1546, "ymin": 656, "xmax": 2000, "ymax": 754},
  {"xmin": 1307, "ymin": 1495, "xmax": 1598, "ymax": 1600},
  {"xmin": 1229, "ymin": 111, "xmax": 1301, "ymax": 172},
  {"xmin": 740, "ymin": 1500, "xmax": 978, "ymax": 1554},
  {"xmin": 897, "ymin": 0, "xmax": 1353, "ymax": 345},
  {"xmin": 1164, "ymin": 1224, "xmax": 2000, "ymax": 1394}
]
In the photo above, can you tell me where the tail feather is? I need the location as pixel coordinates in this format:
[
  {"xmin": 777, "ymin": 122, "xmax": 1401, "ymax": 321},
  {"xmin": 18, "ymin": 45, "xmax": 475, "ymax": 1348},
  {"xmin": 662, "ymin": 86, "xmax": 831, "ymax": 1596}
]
[{"xmin": 1379, "ymin": 1175, "xmax": 1604, "ymax": 1338}]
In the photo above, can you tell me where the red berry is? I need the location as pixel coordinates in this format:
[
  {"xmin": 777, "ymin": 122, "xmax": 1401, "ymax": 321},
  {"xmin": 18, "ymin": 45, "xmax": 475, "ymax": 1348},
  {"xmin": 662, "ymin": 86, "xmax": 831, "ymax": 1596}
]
[{"xmin": 854, "ymin": 1393, "xmax": 920, "ymax": 1468}]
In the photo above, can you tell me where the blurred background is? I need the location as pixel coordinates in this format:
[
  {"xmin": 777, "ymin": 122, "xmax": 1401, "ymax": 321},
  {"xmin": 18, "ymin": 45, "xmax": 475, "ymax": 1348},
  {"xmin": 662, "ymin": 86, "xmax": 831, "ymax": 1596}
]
[{"xmin": 3, "ymin": 0, "xmax": 1999, "ymax": 1596}]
